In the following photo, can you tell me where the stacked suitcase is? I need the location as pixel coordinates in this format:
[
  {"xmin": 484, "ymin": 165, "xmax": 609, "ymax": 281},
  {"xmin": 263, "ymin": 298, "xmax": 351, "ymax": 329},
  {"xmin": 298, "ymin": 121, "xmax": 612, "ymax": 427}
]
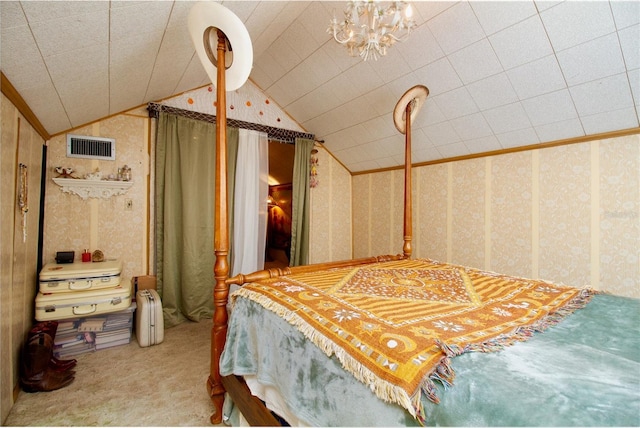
[{"xmin": 36, "ymin": 258, "xmax": 134, "ymax": 357}]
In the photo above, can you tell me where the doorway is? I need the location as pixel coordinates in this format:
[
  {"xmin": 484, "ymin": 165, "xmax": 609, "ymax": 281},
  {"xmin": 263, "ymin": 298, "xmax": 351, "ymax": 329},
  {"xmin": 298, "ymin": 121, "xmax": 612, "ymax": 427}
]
[{"xmin": 265, "ymin": 141, "xmax": 294, "ymax": 269}]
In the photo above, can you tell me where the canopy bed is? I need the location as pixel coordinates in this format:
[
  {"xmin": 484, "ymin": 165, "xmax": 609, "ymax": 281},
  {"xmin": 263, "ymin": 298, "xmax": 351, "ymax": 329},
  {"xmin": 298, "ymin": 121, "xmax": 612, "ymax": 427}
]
[{"xmin": 189, "ymin": 3, "xmax": 639, "ymax": 426}]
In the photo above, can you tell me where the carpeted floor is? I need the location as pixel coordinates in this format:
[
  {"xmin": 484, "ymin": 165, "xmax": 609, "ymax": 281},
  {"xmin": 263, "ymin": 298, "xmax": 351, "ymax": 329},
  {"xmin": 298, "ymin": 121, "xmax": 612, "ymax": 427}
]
[{"xmin": 5, "ymin": 318, "xmax": 224, "ymax": 427}]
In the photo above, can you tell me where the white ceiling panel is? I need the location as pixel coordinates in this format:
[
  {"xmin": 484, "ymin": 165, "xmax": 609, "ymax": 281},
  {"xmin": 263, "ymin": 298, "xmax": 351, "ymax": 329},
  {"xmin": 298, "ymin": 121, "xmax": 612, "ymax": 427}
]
[
  {"xmin": 557, "ymin": 33, "xmax": 626, "ymax": 86},
  {"xmin": 470, "ymin": 0, "xmax": 538, "ymax": 36},
  {"xmin": 467, "ymin": 73, "xmax": 518, "ymax": 111},
  {"xmin": 428, "ymin": 2, "xmax": 485, "ymax": 54},
  {"xmin": 506, "ymin": 55, "xmax": 566, "ymax": 100},
  {"xmin": 540, "ymin": 1, "xmax": 615, "ymax": 52},
  {"xmin": 521, "ymin": 89, "xmax": 578, "ymax": 127},
  {"xmin": 488, "ymin": 15, "xmax": 552, "ymax": 70},
  {"xmin": 0, "ymin": 1, "xmax": 637, "ymax": 172},
  {"xmin": 447, "ymin": 39, "xmax": 503, "ymax": 85}
]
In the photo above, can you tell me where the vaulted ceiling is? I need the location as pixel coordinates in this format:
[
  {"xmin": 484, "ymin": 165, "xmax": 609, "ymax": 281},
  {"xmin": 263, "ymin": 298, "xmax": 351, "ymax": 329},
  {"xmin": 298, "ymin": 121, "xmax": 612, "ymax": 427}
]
[{"xmin": 1, "ymin": 1, "xmax": 638, "ymax": 173}]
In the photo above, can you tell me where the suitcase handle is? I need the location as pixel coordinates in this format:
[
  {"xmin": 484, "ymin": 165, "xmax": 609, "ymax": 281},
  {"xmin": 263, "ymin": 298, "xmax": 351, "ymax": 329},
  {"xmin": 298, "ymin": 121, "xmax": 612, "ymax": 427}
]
[
  {"xmin": 69, "ymin": 280, "xmax": 92, "ymax": 290},
  {"xmin": 73, "ymin": 304, "xmax": 97, "ymax": 315}
]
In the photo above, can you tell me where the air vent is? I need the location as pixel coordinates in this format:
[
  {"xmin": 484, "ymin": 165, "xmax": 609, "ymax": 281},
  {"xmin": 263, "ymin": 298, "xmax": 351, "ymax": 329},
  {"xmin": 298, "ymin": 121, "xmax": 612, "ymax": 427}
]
[{"xmin": 66, "ymin": 134, "xmax": 115, "ymax": 160}]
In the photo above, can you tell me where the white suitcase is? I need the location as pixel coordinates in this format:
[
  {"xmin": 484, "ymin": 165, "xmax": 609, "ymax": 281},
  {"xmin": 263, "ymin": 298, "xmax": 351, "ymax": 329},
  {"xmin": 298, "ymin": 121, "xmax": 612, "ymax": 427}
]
[
  {"xmin": 39, "ymin": 259, "xmax": 122, "ymax": 293},
  {"xmin": 135, "ymin": 289, "xmax": 164, "ymax": 347},
  {"xmin": 35, "ymin": 284, "xmax": 132, "ymax": 321}
]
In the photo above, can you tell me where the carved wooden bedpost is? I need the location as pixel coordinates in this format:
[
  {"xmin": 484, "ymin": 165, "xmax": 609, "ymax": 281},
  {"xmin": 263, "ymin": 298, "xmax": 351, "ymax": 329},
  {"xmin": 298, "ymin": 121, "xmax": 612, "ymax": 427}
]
[
  {"xmin": 403, "ymin": 101, "xmax": 413, "ymax": 259},
  {"xmin": 208, "ymin": 29, "xmax": 229, "ymax": 425},
  {"xmin": 394, "ymin": 85, "xmax": 429, "ymax": 260}
]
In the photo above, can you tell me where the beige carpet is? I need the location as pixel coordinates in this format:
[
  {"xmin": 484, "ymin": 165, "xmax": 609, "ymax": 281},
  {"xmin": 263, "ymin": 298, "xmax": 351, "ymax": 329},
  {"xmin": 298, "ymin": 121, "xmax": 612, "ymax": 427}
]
[{"xmin": 5, "ymin": 319, "xmax": 224, "ymax": 427}]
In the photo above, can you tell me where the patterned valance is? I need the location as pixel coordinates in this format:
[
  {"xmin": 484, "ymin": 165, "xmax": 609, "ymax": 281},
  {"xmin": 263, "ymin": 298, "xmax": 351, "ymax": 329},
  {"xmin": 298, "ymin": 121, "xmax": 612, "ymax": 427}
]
[{"xmin": 147, "ymin": 102, "xmax": 314, "ymax": 144}]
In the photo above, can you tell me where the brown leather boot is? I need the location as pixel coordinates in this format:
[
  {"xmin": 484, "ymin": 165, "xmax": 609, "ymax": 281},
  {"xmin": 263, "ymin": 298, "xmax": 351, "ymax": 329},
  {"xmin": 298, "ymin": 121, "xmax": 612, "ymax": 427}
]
[
  {"xmin": 20, "ymin": 333, "xmax": 75, "ymax": 392},
  {"xmin": 28, "ymin": 321, "xmax": 77, "ymax": 371}
]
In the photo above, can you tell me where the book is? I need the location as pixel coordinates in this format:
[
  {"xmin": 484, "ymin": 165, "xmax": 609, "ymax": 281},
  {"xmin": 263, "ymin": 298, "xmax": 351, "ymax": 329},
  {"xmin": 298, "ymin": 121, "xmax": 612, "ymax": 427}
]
[
  {"xmin": 95, "ymin": 337, "xmax": 130, "ymax": 350},
  {"xmin": 94, "ymin": 327, "xmax": 131, "ymax": 343}
]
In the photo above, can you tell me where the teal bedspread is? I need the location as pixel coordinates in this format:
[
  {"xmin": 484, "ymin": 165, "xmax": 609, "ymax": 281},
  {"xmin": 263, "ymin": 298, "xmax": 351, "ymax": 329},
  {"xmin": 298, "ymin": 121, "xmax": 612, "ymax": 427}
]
[{"xmin": 220, "ymin": 293, "xmax": 640, "ymax": 426}]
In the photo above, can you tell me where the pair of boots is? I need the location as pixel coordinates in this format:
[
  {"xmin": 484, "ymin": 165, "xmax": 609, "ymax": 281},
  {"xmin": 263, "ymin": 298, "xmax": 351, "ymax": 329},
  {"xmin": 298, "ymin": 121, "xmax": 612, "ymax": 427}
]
[{"xmin": 20, "ymin": 321, "xmax": 76, "ymax": 392}]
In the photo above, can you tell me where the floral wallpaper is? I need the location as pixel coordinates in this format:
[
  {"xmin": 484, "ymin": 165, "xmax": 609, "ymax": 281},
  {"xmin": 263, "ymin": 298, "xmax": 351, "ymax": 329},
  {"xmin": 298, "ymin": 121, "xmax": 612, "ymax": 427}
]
[
  {"xmin": 352, "ymin": 135, "xmax": 640, "ymax": 299},
  {"xmin": 43, "ymin": 114, "xmax": 149, "ymax": 289}
]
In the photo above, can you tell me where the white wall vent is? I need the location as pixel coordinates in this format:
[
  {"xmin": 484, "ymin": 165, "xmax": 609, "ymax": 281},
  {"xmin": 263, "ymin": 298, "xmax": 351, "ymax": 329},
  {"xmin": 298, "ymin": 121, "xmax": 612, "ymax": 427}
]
[{"xmin": 66, "ymin": 134, "xmax": 116, "ymax": 160}]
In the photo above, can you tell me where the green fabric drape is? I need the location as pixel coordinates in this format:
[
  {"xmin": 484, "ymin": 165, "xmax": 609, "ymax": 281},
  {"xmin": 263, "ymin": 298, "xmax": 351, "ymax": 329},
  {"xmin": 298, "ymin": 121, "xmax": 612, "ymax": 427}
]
[
  {"xmin": 289, "ymin": 138, "xmax": 314, "ymax": 266},
  {"xmin": 155, "ymin": 112, "xmax": 238, "ymax": 327}
]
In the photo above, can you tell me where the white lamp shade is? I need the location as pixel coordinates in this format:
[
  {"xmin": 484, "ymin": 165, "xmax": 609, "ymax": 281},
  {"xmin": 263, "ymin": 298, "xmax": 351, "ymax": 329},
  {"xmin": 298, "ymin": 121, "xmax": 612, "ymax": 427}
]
[{"xmin": 188, "ymin": 2, "xmax": 253, "ymax": 91}]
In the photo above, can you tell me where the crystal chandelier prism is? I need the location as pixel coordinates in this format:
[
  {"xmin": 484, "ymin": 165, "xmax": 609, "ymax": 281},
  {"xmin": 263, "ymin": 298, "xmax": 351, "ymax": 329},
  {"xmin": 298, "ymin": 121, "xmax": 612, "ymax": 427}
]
[{"xmin": 327, "ymin": 1, "xmax": 415, "ymax": 61}]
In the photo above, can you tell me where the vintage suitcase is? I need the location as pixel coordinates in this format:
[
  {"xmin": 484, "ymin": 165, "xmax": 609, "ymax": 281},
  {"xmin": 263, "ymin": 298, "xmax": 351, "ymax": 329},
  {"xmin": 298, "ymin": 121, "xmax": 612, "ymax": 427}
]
[
  {"xmin": 39, "ymin": 259, "xmax": 122, "ymax": 294},
  {"xmin": 35, "ymin": 284, "xmax": 132, "ymax": 321},
  {"xmin": 135, "ymin": 289, "xmax": 164, "ymax": 347}
]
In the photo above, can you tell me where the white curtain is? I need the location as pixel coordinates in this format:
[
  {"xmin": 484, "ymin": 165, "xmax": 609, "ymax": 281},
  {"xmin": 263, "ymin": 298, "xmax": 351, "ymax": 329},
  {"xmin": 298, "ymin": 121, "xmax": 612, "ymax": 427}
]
[{"xmin": 231, "ymin": 128, "xmax": 269, "ymax": 276}]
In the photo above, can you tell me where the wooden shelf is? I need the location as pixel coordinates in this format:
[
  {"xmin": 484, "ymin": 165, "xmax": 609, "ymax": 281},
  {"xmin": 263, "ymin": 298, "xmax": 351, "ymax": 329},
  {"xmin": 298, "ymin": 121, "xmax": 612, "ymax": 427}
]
[{"xmin": 52, "ymin": 178, "xmax": 133, "ymax": 200}]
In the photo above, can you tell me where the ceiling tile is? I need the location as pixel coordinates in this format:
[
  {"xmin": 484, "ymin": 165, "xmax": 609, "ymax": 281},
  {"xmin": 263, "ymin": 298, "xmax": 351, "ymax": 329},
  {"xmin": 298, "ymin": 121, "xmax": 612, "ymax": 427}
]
[
  {"xmin": 428, "ymin": 2, "xmax": 486, "ymax": 54},
  {"xmin": 283, "ymin": 20, "xmax": 319, "ymax": 61},
  {"xmin": 540, "ymin": 1, "xmax": 615, "ymax": 52},
  {"xmin": 450, "ymin": 112, "xmax": 494, "ymax": 141},
  {"xmin": 21, "ymin": 1, "xmax": 106, "ymax": 23},
  {"xmin": 496, "ymin": 127, "xmax": 539, "ymax": 148},
  {"xmin": 363, "ymin": 85, "xmax": 397, "ymax": 117},
  {"xmin": 463, "ymin": 135, "xmax": 502, "ymax": 153},
  {"xmin": 436, "ymin": 142, "xmax": 470, "ymax": 158},
  {"xmin": 45, "ymin": 44, "xmax": 109, "ymax": 84},
  {"xmin": 411, "ymin": 1, "xmax": 457, "ymax": 23},
  {"xmin": 506, "ymin": 54, "xmax": 566, "ymax": 100},
  {"xmin": 412, "ymin": 57, "xmax": 463, "ymax": 96},
  {"xmin": 110, "ymin": 1, "xmax": 172, "ymax": 41},
  {"xmin": 448, "ymin": 39, "xmax": 503, "ymax": 84},
  {"xmin": 581, "ymin": 107, "xmax": 639, "ymax": 135},
  {"xmin": 424, "ymin": 121, "xmax": 462, "ymax": 146},
  {"xmin": 629, "ymin": 69, "xmax": 640, "ymax": 107},
  {"xmin": 29, "ymin": 7, "xmax": 109, "ymax": 57},
  {"xmin": 467, "ymin": 72, "xmax": 518, "ymax": 110},
  {"xmin": 18, "ymin": 84, "xmax": 72, "ymax": 133},
  {"xmin": 0, "ymin": 1, "xmax": 27, "ymax": 29},
  {"xmin": 557, "ymin": 33, "xmax": 626, "ymax": 86},
  {"xmin": 433, "ymin": 86, "xmax": 479, "ymax": 119},
  {"xmin": 522, "ymin": 89, "xmax": 578, "ymax": 127},
  {"xmin": 0, "ymin": 24, "xmax": 48, "ymax": 89},
  {"xmin": 534, "ymin": 118, "xmax": 585, "ymax": 143},
  {"xmin": 610, "ymin": 0, "xmax": 640, "ymax": 29},
  {"xmin": 483, "ymin": 102, "xmax": 532, "ymax": 134},
  {"xmin": 396, "ymin": 23, "xmax": 445, "ymax": 71},
  {"xmin": 569, "ymin": 73, "xmax": 634, "ymax": 116},
  {"xmin": 619, "ymin": 24, "xmax": 640, "ymax": 70},
  {"xmin": 471, "ymin": 1, "xmax": 538, "ymax": 35},
  {"xmin": 371, "ymin": 48, "xmax": 412, "ymax": 84},
  {"xmin": 489, "ymin": 15, "xmax": 552, "ymax": 70}
]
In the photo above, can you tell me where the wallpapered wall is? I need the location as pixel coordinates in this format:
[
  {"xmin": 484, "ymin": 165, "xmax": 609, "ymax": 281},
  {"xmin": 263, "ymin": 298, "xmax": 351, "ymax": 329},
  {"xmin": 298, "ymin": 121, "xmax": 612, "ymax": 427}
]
[
  {"xmin": 353, "ymin": 135, "xmax": 639, "ymax": 299},
  {"xmin": 1, "ymin": 93, "xmax": 46, "ymax": 422},
  {"xmin": 43, "ymin": 112, "xmax": 150, "ymax": 289},
  {"xmin": 308, "ymin": 147, "xmax": 353, "ymax": 265}
]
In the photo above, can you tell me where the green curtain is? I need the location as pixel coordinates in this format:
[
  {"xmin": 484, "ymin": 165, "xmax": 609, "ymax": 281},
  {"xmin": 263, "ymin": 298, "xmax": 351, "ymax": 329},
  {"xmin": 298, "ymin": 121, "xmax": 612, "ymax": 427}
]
[
  {"xmin": 289, "ymin": 138, "xmax": 314, "ymax": 266},
  {"xmin": 155, "ymin": 112, "xmax": 238, "ymax": 327}
]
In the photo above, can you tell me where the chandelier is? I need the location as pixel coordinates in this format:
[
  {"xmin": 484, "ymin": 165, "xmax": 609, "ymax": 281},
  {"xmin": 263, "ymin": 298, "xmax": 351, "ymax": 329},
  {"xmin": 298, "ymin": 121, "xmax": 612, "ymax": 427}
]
[{"xmin": 327, "ymin": 1, "xmax": 415, "ymax": 61}]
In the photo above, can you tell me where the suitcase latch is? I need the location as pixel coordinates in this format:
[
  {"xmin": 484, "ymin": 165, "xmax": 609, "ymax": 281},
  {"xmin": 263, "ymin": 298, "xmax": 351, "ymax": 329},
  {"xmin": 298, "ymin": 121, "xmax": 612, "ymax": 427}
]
[{"xmin": 110, "ymin": 297, "xmax": 122, "ymax": 305}]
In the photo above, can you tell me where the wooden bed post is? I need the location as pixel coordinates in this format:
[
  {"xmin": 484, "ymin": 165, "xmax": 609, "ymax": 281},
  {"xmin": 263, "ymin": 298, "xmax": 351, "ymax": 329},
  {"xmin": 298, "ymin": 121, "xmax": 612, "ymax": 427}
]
[
  {"xmin": 208, "ymin": 29, "xmax": 230, "ymax": 425},
  {"xmin": 403, "ymin": 101, "xmax": 413, "ymax": 259}
]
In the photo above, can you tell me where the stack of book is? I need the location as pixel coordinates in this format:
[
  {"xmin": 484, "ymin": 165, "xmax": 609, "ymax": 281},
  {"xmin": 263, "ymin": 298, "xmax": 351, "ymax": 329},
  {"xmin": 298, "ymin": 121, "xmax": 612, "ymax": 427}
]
[{"xmin": 53, "ymin": 303, "xmax": 136, "ymax": 359}]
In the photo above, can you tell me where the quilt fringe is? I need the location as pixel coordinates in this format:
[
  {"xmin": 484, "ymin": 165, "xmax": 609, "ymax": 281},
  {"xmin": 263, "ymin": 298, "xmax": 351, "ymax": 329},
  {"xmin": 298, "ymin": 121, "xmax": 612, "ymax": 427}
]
[{"xmin": 233, "ymin": 286, "xmax": 597, "ymax": 426}]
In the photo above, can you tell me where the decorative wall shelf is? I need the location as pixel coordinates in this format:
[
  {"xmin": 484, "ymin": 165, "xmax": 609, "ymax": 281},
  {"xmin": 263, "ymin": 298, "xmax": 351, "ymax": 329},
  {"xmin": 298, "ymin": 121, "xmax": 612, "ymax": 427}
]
[{"xmin": 53, "ymin": 178, "xmax": 133, "ymax": 200}]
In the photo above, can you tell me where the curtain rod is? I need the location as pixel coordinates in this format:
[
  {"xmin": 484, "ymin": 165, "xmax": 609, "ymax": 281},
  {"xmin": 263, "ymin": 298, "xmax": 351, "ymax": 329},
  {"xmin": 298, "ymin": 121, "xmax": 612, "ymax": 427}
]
[{"xmin": 147, "ymin": 102, "xmax": 315, "ymax": 144}]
